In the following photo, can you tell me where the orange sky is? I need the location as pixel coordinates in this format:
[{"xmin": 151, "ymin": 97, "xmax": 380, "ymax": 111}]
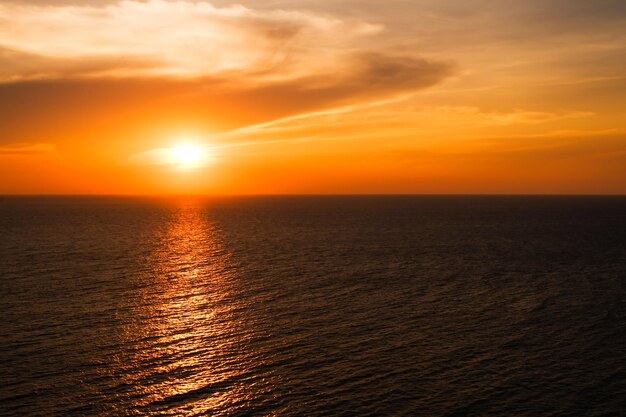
[{"xmin": 1, "ymin": 0, "xmax": 625, "ymax": 194}]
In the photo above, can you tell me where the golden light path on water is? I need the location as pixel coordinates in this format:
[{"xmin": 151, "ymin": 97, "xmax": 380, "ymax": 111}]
[{"xmin": 114, "ymin": 200, "xmax": 267, "ymax": 415}]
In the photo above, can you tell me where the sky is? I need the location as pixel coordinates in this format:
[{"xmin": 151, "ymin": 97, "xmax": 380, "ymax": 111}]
[{"xmin": 1, "ymin": 0, "xmax": 625, "ymax": 194}]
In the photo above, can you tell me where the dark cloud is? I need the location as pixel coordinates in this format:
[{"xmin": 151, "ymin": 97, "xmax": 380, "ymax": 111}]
[
  {"xmin": 268, "ymin": 0, "xmax": 626, "ymax": 51},
  {"xmin": 238, "ymin": 53, "xmax": 453, "ymax": 115},
  {"xmin": 482, "ymin": 0, "xmax": 626, "ymax": 43},
  {"xmin": 0, "ymin": 53, "xmax": 452, "ymax": 145}
]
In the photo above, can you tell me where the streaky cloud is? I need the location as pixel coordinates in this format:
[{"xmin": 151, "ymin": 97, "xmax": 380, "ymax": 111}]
[
  {"xmin": 0, "ymin": 53, "xmax": 453, "ymax": 145},
  {"xmin": 0, "ymin": 0, "xmax": 383, "ymax": 81},
  {"xmin": 0, "ymin": 143, "xmax": 55, "ymax": 155}
]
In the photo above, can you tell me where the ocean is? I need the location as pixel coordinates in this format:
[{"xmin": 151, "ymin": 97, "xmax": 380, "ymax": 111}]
[{"xmin": 1, "ymin": 196, "xmax": 625, "ymax": 416}]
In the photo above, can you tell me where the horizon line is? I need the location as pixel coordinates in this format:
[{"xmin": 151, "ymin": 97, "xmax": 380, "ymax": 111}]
[{"xmin": 1, "ymin": 193, "xmax": 625, "ymax": 198}]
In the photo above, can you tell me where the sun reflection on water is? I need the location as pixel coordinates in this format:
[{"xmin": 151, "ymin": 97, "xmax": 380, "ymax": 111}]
[{"xmin": 118, "ymin": 199, "xmax": 256, "ymax": 415}]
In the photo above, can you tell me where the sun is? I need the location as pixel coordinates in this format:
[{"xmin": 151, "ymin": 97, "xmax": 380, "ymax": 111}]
[
  {"xmin": 131, "ymin": 140, "xmax": 214, "ymax": 169},
  {"xmin": 168, "ymin": 143, "xmax": 208, "ymax": 168}
]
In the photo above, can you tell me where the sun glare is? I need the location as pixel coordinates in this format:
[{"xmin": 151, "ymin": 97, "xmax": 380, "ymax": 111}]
[{"xmin": 169, "ymin": 144, "xmax": 207, "ymax": 168}]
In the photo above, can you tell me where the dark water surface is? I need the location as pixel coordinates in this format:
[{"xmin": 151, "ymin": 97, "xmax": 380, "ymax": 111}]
[{"xmin": 1, "ymin": 196, "xmax": 625, "ymax": 416}]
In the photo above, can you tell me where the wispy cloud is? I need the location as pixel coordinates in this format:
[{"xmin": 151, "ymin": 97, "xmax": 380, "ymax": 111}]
[
  {"xmin": 0, "ymin": 53, "xmax": 453, "ymax": 145},
  {"xmin": 0, "ymin": 143, "xmax": 55, "ymax": 155},
  {"xmin": 0, "ymin": 0, "xmax": 383, "ymax": 81},
  {"xmin": 214, "ymin": 105, "xmax": 595, "ymax": 145}
]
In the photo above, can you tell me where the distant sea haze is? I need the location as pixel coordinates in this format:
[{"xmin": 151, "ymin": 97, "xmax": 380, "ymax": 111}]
[{"xmin": 1, "ymin": 196, "xmax": 625, "ymax": 416}]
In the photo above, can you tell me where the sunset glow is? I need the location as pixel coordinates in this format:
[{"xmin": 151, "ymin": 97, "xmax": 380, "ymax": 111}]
[{"xmin": 0, "ymin": 0, "xmax": 624, "ymax": 194}]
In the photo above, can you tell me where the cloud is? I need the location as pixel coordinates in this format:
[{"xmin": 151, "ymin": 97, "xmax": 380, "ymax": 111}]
[
  {"xmin": 1, "ymin": 1, "xmax": 455, "ymax": 147},
  {"xmin": 0, "ymin": 0, "xmax": 383, "ymax": 82},
  {"xmin": 0, "ymin": 53, "xmax": 453, "ymax": 144},
  {"xmin": 0, "ymin": 143, "xmax": 55, "ymax": 155},
  {"xmin": 0, "ymin": 47, "xmax": 162, "ymax": 82},
  {"xmin": 224, "ymin": 105, "xmax": 593, "ymax": 143},
  {"xmin": 411, "ymin": 107, "xmax": 594, "ymax": 126},
  {"xmin": 236, "ymin": 53, "xmax": 454, "ymax": 117}
]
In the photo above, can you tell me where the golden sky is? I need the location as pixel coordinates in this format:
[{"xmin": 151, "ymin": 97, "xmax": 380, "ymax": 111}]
[{"xmin": 1, "ymin": 0, "xmax": 625, "ymax": 194}]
